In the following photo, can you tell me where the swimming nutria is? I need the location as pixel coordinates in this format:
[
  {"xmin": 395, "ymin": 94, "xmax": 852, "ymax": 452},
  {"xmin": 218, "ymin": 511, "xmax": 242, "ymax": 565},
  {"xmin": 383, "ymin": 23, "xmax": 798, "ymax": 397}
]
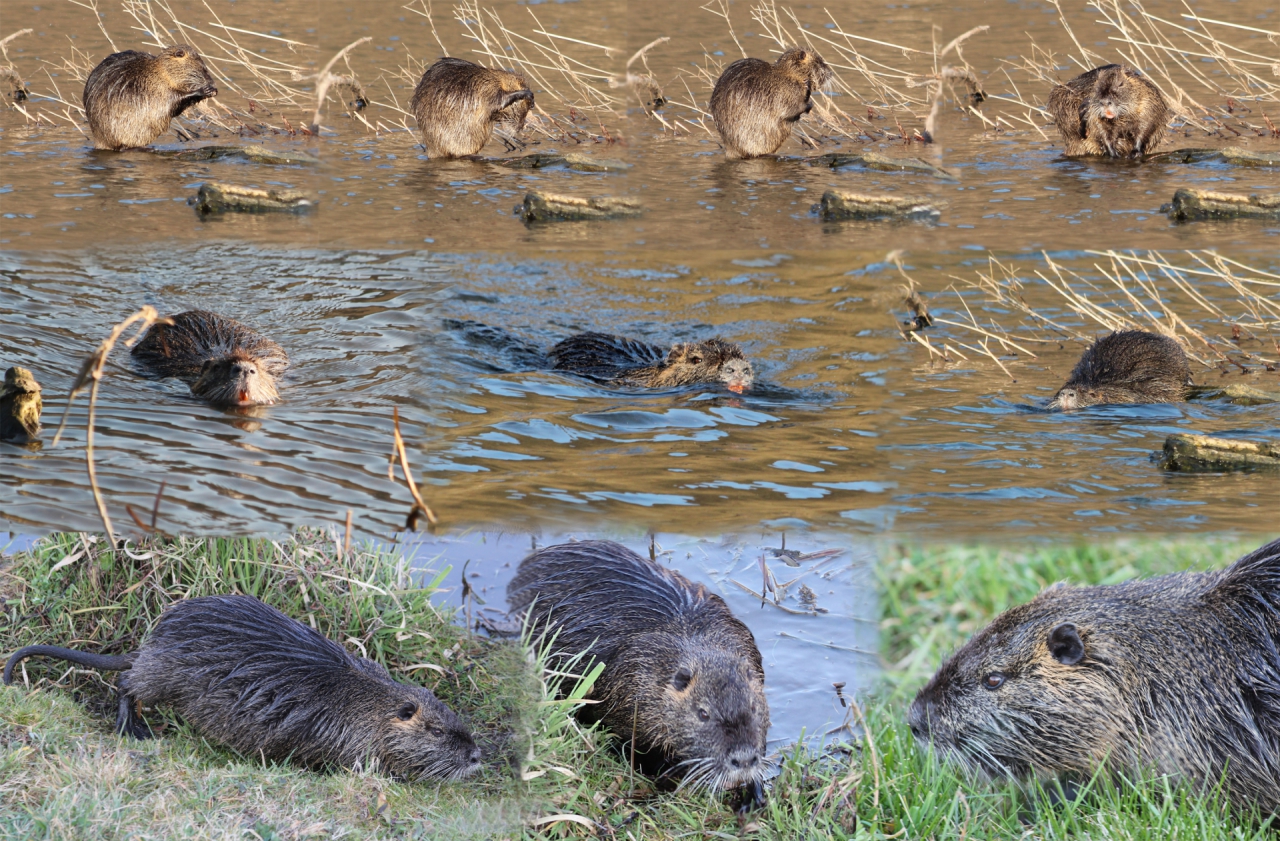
[
  {"xmin": 1049, "ymin": 330, "xmax": 1192, "ymax": 409},
  {"xmin": 131, "ymin": 310, "xmax": 289, "ymax": 408},
  {"xmin": 83, "ymin": 45, "xmax": 218, "ymax": 151},
  {"xmin": 908, "ymin": 536, "xmax": 1280, "ymax": 813},
  {"xmin": 1047, "ymin": 64, "xmax": 1169, "ymax": 159},
  {"xmin": 0, "ymin": 366, "xmax": 41, "ymax": 444},
  {"xmin": 549, "ymin": 332, "xmax": 754, "ymax": 393},
  {"xmin": 709, "ymin": 47, "xmax": 834, "ymax": 159},
  {"xmin": 507, "ymin": 540, "xmax": 770, "ymax": 794},
  {"xmin": 410, "ymin": 57, "xmax": 534, "ymax": 158},
  {"xmin": 4, "ymin": 594, "xmax": 482, "ymax": 780}
]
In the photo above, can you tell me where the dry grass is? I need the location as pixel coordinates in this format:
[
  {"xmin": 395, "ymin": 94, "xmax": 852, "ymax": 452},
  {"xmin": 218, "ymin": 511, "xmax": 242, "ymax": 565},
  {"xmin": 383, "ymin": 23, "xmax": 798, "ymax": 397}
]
[{"xmin": 903, "ymin": 250, "xmax": 1280, "ymax": 379}]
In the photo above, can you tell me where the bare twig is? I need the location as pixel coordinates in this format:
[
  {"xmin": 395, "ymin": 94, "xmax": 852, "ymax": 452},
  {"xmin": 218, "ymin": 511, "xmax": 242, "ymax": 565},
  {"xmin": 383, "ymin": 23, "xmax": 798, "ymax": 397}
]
[
  {"xmin": 387, "ymin": 407, "xmax": 437, "ymax": 530},
  {"xmin": 294, "ymin": 36, "xmax": 371, "ymax": 134}
]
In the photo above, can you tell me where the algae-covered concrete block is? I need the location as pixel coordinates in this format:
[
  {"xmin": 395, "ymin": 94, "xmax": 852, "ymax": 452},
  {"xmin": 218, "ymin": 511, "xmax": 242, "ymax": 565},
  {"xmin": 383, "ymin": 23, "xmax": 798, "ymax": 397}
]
[
  {"xmin": 195, "ymin": 182, "xmax": 315, "ymax": 215},
  {"xmin": 513, "ymin": 191, "xmax": 642, "ymax": 222},
  {"xmin": 816, "ymin": 190, "xmax": 943, "ymax": 222},
  {"xmin": 1165, "ymin": 188, "xmax": 1280, "ymax": 222},
  {"xmin": 1158, "ymin": 433, "xmax": 1280, "ymax": 472}
]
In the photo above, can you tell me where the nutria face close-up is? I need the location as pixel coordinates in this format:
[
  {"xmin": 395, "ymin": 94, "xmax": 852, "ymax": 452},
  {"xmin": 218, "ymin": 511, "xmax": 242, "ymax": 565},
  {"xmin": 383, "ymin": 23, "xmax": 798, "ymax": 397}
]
[
  {"xmin": 159, "ymin": 45, "xmax": 218, "ymax": 106},
  {"xmin": 192, "ymin": 352, "xmax": 280, "ymax": 408},
  {"xmin": 381, "ymin": 691, "xmax": 483, "ymax": 780},
  {"xmin": 664, "ymin": 339, "xmax": 754, "ymax": 393}
]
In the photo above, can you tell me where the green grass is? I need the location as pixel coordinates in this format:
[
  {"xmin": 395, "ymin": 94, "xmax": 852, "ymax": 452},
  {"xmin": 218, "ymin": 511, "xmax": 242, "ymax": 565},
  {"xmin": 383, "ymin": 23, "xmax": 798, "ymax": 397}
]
[{"xmin": 1, "ymin": 532, "xmax": 1274, "ymax": 839}]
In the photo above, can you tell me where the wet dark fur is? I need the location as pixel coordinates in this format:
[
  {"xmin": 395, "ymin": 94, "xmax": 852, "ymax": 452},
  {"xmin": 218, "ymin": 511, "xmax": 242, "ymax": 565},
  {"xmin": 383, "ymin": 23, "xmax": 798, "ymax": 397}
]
[
  {"xmin": 0, "ymin": 366, "xmax": 41, "ymax": 443},
  {"xmin": 131, "ymin": 310, "xmax": 289, "ymax": 408},
  {"xmin": 1049, "ymin": 330, "xmax": 1192, "ymax": 409},
  {"xmin": 83, "ymin": 45, "xmax": 218, "ymax": 150},
  {"xmin": 909, "ymin": 536, "xmax": 1280, "ymax": 814},
  {"xmin": 710, "ymin": 47, "xmax": 834, "ymax": 159},
  {"xmin": 1048, "ymin": 64, "xmax": 1169, "ymax": 158},
  {"xmin": 411, "ymin": 57, "xmax": 533, "ymax": 158},
  {"xmin": 4, "ymin": 594, "xmax": 481, "ymax": 780},
  {"xmin": 507, "ymin": 540, "xmax": 770, "ymax": 792},
  {"xmin": 548, "ymin": 332, "xmax": 754, "ymax": 392}
]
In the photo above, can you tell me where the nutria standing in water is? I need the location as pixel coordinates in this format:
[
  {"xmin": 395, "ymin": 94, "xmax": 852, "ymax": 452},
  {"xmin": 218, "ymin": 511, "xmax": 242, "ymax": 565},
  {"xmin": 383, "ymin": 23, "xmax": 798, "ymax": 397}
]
[
  {"xmin": 908, "ymin": 536, "xmax": 1280, "ymax": 814},
  {"xmin": 1049, "ymin": 330, "xmax": 1192, "ymax": 409},
  {"xmin": 710, "ymin": 47, "xmax": 834, "ymax": 159},
  {"xmin": 507, "ymin": 540, "xmax": 770, "ymax": 794},
  {"xmin": 83, "ymin": 45, "xmax": 218, "ymax": 151},
  {"xmin": 410, "ymin": 57, "xmax": 534, "ymax": 158},
  {"xmin": 1048, "ymin": 64, "xmax": 1169, "ymax": 158},
  {"xmin": 4, "ymin": 594, "xmax": 482, "ymax": 780},
  {"xmin": 0, "ymin": 366, "xmax": 42, "ymax": 444},
  {"xmin": 548, "ymin": 332, "xmax": 754, "ymax": 393},
  {"xmin": 131, "ymin": 310, "xmax": 289, "ymax": 408}
]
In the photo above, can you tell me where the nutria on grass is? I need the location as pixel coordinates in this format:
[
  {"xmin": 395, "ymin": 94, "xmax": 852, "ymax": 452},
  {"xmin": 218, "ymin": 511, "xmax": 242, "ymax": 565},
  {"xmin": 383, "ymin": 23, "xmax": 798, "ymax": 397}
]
[
  {"xmin": 410, "ymin": 57, "xmax": 534, "ymax": 158},
  {"xmin": 131, "ymin": 310, "xmax": 289, "ymax": 408},
  {"xmin": 1048, "ymin": 330, "xmax": 1192, "ymax": 409},
  {"xmin": 909, "ymin": 536, "xmax": 1280, "ymax": 814},
  {"xmin": 1048, "ymin": 64, "xmax": 1169, "ymax": 159},
  {"xmin": 710, "ymin": 47, "xmax": 834, "ymax": 159},
  {"xmin": 4, "ymin": 594, "xmax": 482, "ymax": 780},
  {"xmin": 0, "ymin": 366, "xmax": 42, "ymax": 444},
  {"xmin": 83, "ymin": 45, "xmax": 218, "ymax": 151},
  {"xmin": 549, "ymin": 332, "xmax": 754, "ymax": 393},
  {"xmin": 507, "ymin": 540, "xmax": 770, "ymax": 794}
]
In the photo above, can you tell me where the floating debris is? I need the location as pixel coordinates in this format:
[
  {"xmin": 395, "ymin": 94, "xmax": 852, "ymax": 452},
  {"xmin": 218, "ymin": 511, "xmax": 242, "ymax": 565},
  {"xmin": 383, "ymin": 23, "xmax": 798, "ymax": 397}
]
[
  {"xmin": 513, "ymin": 190, "xmax": 642, "ymax": 222},
  {"xmin": 816, "ymin": 190, "xmax": 943, "ymax": 222},
  {"xmin": 1164, "ymin": 188, "xmax": 1280, "ymax": 222},
  {"xmin": 1158, "ymin": 433, "xmax": 1280, "ymax": 472},
  {"xmin": 194, "ymin": 182, "xmax": 315, "ymax": 215}
]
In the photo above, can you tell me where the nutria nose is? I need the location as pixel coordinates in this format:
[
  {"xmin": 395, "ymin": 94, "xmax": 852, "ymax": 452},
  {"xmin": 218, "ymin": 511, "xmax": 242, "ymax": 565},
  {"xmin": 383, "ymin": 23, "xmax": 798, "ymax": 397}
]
[
  {"xmin": 729, "ymin": 753, "xmax": 760, "ymax": 769},
  {"xmin": 469, "ymin": 747, "xmax": 482, "ymax": 763}
]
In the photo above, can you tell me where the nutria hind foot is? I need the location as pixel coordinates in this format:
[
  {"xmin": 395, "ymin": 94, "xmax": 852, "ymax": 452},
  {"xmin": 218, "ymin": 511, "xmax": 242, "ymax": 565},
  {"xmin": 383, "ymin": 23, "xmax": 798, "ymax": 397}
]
[{"xmin": 116, "ymin": 692, "xmax": 155, "ymax": 740}]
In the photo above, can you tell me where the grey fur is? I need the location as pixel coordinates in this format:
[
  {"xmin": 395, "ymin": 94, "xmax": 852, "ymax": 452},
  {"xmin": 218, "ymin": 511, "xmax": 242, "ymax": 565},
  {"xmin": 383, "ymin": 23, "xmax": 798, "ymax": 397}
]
[{"xmin": 548, "ymin": 332, "xmax": 754, "ymax": 392}]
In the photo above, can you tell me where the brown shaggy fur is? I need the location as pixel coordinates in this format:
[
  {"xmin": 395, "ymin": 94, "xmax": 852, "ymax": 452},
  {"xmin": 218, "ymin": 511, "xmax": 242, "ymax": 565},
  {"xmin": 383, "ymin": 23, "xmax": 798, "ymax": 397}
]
[
  {"xmin": 1049, "ymin": 330, "xmax": 1192, "ymax": 409},
  {"xmin": 547, "ymin": 333, "xmax": 754, "ymax": 392},
  {"xmin": 710, "ymin": 47, "xmax": 834, "ymax": 159},
  {"xmin": 1048, "ymin": 64, "xmax": 1169, "ymax": 158},
  {"xmin": 83, "ymin": 45, "xmax": 217, "ymax": 150},
  {"xmin": 410, "ymin": 57, "xmax": 533, "ymax": 158},
  {"xmin": 0, "ymin": 366, "xmax": 42, "ymax": 444}
]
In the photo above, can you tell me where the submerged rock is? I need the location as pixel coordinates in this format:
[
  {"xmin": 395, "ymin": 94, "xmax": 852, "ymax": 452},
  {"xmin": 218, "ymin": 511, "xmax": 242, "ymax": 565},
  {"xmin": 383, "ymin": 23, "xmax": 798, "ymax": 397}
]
[
  {"xmin": 815, "ymin": 190, "xmax": 943, "ymax": 222},
  {"xmin": 513, "ymin": 190, "xmax": 642, "ymax": 222},
  {"xmin": 1158, "ymin": 433, "xmax": 1280, "ymax": 472},
  {"xmin": 195, "ymin": 182, "xmax": 315, "ymax": 215},
  {"xmin": 1164, "ymin": 188, "xmax": 1280, "ymax": 222}
]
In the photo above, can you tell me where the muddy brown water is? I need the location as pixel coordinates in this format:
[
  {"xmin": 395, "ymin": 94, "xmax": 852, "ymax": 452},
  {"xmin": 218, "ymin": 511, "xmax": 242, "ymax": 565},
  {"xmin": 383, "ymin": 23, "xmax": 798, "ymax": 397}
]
[{"xmin": 2, "ymin": 1, "xmax": 1279, "ymax": 741}]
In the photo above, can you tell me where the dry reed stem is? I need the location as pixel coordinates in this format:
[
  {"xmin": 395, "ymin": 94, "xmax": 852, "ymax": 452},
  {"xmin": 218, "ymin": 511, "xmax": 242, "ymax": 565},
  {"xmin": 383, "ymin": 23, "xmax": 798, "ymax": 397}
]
[
  {"xmin": 387, "ymin": 407, "xmax": 438, "ymax": 530},
  {"xmin": 294, "ymin": 36, "xmax": 371, "ymax": 134},
  {"xmin": 51, "ymin": 307, "xmax": 165, "ymax": 546}
]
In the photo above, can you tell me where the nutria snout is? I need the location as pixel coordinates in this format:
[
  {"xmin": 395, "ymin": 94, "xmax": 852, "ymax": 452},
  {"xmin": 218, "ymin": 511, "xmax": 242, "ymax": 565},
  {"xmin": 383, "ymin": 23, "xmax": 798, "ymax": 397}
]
[
  {"xmin": 131, "ymin": 310, "xmax": 288, "ymax": 408},
  {"xmin": 1048, "ymin": 64, "xmax": 1169, "ymax": 159},
  {"xmin": 909, "ymin": 536, "xmax": 1280, "ymax": 813},
  {"xmin": 507, "ymin": 540, "xmax": 770, "ymax": 792},
  {"xmin": 710, "ymin": 46, "xmax": 833, "ymax": 160},
  {"xmin": 411, "ymin": 57, "xmax": 534, "ymax": 158},
  {"xmin": 4, "ymin": 594, "xmax": 482, "ymax": 781},
  {"xmin": 0, "ymin": 366, "xmax": 42, "ymax": 444},
  {"xmin": 548, "ymin": 332, "xmax": 754, "ymax": 393},
  {"xmin": 1049, "ymin": 329, "xmax": 1192, "ymax": 409},
  {"xmin": 83, "ymin": 44, "xmax": 218, "ymax": 151}
]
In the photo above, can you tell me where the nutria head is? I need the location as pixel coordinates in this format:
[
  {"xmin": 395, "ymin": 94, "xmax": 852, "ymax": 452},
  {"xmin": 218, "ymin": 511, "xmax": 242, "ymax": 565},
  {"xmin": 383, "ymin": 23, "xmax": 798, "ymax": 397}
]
[
  {"xmin": 3, "ymin": 366, "xmax": 40, "ymax": 396},
  {"xmin": 1048, "ymin": 330, "xmax": 1191, "ymax": 410},
  {"xmin": 661, "ymin": 339, "xmax": 754, "ymax": 393},
  {"xmin": 192, "ymin": 351, "xmax": 279, "ymax": 407},
  {"xmin": 907, "ymin": 589, "xmax": 1133, "ymax": 781},
  {"xmin": 156, "ymin": 44, "xmax": 218, "ymax": 111},
  {"xmin": 378, "ymin": 686, "xmax": 483, "ymax": 780},
  {"xmin": 775, "ymin": 47, "xmax": 834, "ymax": 93},
  {"xmin": 1087, "ymin": 65, "xmax": 1135, "ymax": 124},
  {"xmin": 493, "ymin": 68, "xmax": 533, "ymax": 126},
  {"xmin": 630, "ymin": 639, "xmax": 769, "ymax": 792}
]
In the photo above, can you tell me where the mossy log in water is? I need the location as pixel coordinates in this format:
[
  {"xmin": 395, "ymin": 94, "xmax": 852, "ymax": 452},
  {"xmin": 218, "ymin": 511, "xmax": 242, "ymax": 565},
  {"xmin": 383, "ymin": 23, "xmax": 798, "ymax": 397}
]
[
  {"xmin": 806, "ymin": 151, "xmax": 955, "ymax": 179},
  {"xmin": 158, "ymin": 144, "xmax": 323, "ymax": 165},
  {"xmin": 816, "ymin": 190, "xmax": 943, "ymax": 222},
  {"xmin": 513, "ymin": 190, "xmax": 642, "ymax": 222},
  {"xmin": 1147, "ymin": 146, "xmax": 1280, "ymax": 167},
  {"xmin": 1159, "ymin": 433, "xmax": 1280, "ymax": 472},
  {"xmin": 495, "ymin": 152, "xmax": 630, "ymax": 172},
  {"xmin": 1164, "ymin": 188, "xmax": 1280, "ymax": 222},
  {"xmin": 194, "ymin": 182, "xmax": 315, "ymax": 215},
  {"xmin": 1198, "ymin": 383, "xmax": 1280, "ymax": 406}
]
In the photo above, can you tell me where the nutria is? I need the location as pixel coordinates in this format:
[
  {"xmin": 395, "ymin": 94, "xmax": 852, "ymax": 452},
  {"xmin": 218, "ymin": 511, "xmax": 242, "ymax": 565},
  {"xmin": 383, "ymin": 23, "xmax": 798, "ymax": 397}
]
[
  {"xmin": 709, "ymin": 47, "xmax": 834, "ymax": 159},
  {"xmin": 1049, "ymin": 330, "xmax": 1192, "ymax": 409},
  {"xmin": 4, "ymin": 594, "xmax": 481, "ymax": 780},
  {"xmin": 1047, "ymin": 64, "xmax": 1169, "ymax": 159},
  {"xmin": 507, "ymin": 540, "xmax": 770, "ymax": 794},
  {"xmin": 410, "ymin": 57, "xmax": 534, "ymax": 158},
  {"xmin": 131, "ymin": 310, "xmax": 289, "ymax": 408},
  {"xmin": 908, "ymin": 536, "xmax": 1280, "ymax": 813},
  {"xmin": 0, "ymin": 366, "xmax": 41, "ymax": 444},
  {"xmin": 548, "ymin": 332, "xmax": 754, "ymax": 393},
  {"xmin": 83, "ymin": 45, "xmax": 218, "ymax": 151}
]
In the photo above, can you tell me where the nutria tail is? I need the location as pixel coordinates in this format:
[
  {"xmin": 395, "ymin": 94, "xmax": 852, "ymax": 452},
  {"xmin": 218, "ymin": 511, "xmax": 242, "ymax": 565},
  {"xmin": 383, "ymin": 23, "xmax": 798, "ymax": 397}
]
[{"xmin": 4, "ymin": 645, "xmax": 134, "ymax": 684}]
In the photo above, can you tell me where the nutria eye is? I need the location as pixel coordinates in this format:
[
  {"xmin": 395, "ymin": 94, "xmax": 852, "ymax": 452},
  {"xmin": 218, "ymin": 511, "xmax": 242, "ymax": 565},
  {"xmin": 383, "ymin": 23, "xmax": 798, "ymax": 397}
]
[
  {"xmin": 697, "ymin": 708, "xmax": 710, "ymax": 722},
  {"xmin": 396, "ymin": 702, "xmax": 418, "ymax": 721},
  {"xmin": 672, "ymin": 667, "xmax": 693, "ymax": 691},
  {"xmin": 689, "ymin": 355, "xmax": 703, "ymax": 364},
  {"xmin": 983, "ymin": 673, "xmax": 1005, "ymax": 690}
]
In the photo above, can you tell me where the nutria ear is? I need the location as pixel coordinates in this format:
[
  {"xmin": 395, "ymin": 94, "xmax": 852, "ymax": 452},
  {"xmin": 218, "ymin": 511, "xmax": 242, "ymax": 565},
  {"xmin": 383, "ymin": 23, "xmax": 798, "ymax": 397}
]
[
  {"xmin": 1048, "ymin": 623, "xmax": 1084, "ymax": 665},
  {"xmin": 170, "ymin": 48, "xmax": 187, "ymax": 59},
  {"xmin": 795, "ymin": 49, "xmax": 807, "ymax": 61},
  {"xmin": 672, "ymin": 667, "xmax": 693, "ymax": 691},
  {"xmin": 396, "ymin": 701, "xmax": 418, "ymax": 721}
]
